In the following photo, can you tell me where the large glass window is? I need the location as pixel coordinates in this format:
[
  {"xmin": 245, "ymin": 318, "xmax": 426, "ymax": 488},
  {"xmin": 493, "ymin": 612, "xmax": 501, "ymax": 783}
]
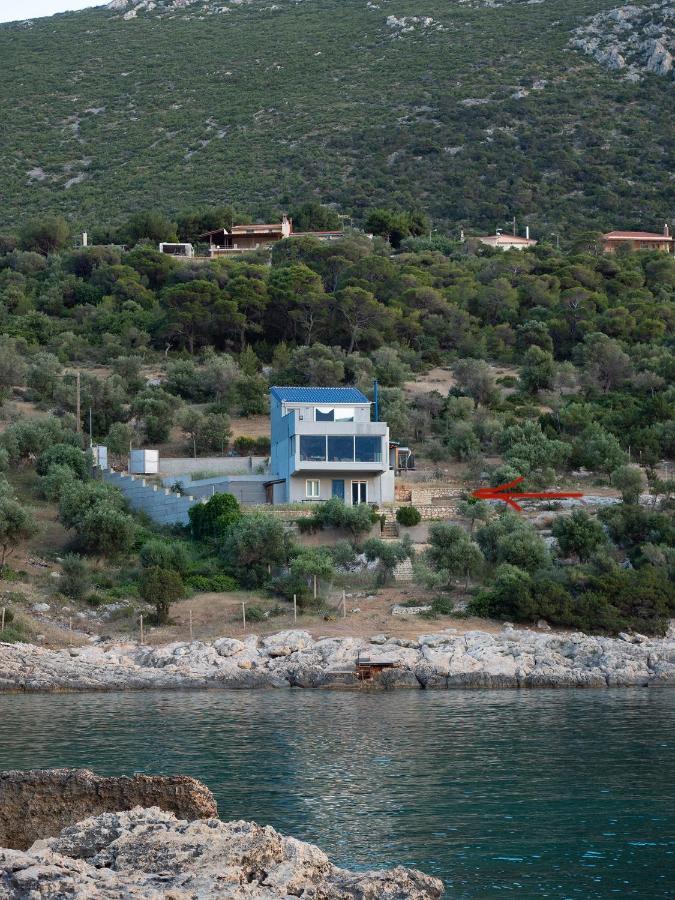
[
  {"xmin": 314, "ymin": 407, "xmax": 355, "ymax": 422},
  {"xmin": 300, "ymin": 435, "xmax": 326, "ymax": 461},
  {"xmin": 352, "ymin": 481, "xmax": 368, "ymax": 504},
  {"xmin": 355, "ymin": 436, "xmax": 382, "ymax": 462},
  {"xmin": 328, "ymin": 436, "xmax": 354, "ymax": 462}
]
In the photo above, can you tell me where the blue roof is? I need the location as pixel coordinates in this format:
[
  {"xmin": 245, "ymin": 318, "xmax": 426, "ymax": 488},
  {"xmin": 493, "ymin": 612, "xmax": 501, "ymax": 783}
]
[{"xmin": 270, "ymin": 386, "xmax": 369, "ymax": 404}]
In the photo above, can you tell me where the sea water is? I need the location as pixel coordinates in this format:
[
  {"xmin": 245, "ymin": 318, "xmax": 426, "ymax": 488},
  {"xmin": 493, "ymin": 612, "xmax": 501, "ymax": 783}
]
[{"xmin": 1, "ymin": 688, "xmax": 673, "ymax": 897}]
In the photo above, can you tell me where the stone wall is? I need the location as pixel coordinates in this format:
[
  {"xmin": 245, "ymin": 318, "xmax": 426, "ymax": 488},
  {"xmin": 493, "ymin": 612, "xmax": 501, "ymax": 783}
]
[
  {"xmin": 0, "ymin": 768, "xmax": 217, "ymax": 851},
  {"xmin": 410, "ymin": 487, "xmax": 462, "ymax": 507}
]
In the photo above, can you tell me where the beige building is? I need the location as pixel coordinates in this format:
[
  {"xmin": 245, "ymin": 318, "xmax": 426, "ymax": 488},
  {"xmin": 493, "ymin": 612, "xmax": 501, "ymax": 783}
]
[
  {"xmin": 477, "ymin": 231, "xmax": 538, "ymax": 251},
  {"xmin": 199, "ymin": 215, "xmax": 344, "ymax": 257},
  {"xmin": 601, "ymin": 226, "xmax": 673, "ymax": 254}
]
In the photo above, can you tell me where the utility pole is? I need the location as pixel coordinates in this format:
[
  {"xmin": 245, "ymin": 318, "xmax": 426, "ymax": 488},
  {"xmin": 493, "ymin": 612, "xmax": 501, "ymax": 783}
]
[{"xmin": 75, "ymin": 370, "xmax": 81, "ymax": 433}]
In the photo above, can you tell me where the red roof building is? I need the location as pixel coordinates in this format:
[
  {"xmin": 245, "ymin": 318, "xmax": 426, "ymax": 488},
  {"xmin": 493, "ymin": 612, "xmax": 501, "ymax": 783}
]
[{"xmin": 602, "ymin": 226, "xmax": 673, "ymax": 254}]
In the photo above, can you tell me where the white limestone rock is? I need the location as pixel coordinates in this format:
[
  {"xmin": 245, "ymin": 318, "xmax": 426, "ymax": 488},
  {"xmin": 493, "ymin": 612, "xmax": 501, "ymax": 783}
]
[
  {"xmin": 261, "ymin": 630, "xmax": 314, "ymax": 657},
  {"xmin": 0, "ymin": 807, "xmax": 444, "ymax": 898}
]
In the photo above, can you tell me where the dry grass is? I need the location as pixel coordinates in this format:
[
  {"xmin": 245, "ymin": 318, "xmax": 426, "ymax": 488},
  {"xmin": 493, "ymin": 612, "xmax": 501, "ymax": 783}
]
[{"xmin": 136, "ymin": 584, "xmax": 506, "ymax": 647}]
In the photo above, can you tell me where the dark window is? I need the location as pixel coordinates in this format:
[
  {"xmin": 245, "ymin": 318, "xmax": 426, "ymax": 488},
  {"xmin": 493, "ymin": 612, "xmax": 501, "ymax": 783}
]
[
  {"xmin": 315, "ymin": 407, "xmax": 335, "ymax": 422},
  {"xmin": 355, "ymin": 436, "xmax": 381, "ymax": 462},
  {"xmin": 300, "ymin": 436, "xmax": 326, "ymax": 461},
  {"xmin": 328, "ymin": 436, "xmax": 354, "ymax": 462}
]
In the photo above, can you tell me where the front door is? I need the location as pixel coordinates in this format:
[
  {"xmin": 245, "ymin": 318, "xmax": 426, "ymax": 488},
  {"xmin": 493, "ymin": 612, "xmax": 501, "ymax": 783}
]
[
  {"xmin": 351, "ymin": 481, "xmax": 367, "ymax": 505},
  {"xmin": 332, "ymin": 479, "xmax": 345, "ymax": 500}
]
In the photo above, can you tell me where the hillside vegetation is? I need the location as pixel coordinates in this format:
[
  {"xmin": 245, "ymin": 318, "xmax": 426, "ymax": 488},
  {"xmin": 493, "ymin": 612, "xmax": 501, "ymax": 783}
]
[
  {"xmin": 1, "ymin": 0, "xmax": 673, "ymax": 233},
  {"xmin": 0, "ymin": 225, "xmax": 673, "ymax": 638}
]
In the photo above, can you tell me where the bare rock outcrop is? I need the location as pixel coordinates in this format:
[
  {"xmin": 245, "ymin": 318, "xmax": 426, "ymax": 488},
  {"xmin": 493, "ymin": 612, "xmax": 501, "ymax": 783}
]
[
  {"xmin": 0, "ymin": 807, "xmax": 444, "ymax": 898},
  {"xmin": 2, "ymin": 626, "xmax": 675, "ymax": 693},
  {"xmin": 0, "ymin": 768, "xmax": 217, "ymax": 851},
  {"xmin": 571, "ymin": 1, "xmax": 674, "ymax": 80}
]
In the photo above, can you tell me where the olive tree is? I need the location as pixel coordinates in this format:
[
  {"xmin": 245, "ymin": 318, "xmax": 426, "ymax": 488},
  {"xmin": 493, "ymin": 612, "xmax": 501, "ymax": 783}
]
[
  {"xmin": 552, "ymin": 510, "xmax": 606, "ymax": 562},
  {"xmin": 611, "ymin": 465, "xmax": 645, "ymax": 505},
  {"xmin": 0, "ymin": 495, "xmax": 37, "ymax": 569},
  {"xmin": 427, "ymin": 523, "xmax": 484, "ymax": 591},
  {"xmin": 139, "ymin": 566, "xmax": 185, "ymax": 624}
]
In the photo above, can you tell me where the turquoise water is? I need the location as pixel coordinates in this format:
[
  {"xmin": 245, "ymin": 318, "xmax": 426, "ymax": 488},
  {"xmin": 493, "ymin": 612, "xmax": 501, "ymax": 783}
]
[{"xmin": 1, "ymin": 689, "xmax": 674, "ymax": 897}]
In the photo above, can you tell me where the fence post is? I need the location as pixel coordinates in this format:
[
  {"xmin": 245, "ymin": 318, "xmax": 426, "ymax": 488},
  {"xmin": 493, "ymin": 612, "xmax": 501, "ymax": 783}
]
[
  {"xmin": 189, "ymin": 609, "xmax": 193, "ymax": 641},
  {"xmin": 242, "ymin": 602, "xmax": 246, "ymax": 632},
  {"xmin": 342, "ymin": 590, "xmax": 346, "ymax": 618},
  {"xmin": 140, "ymin": 614, "xmax": 144, "ymax": 644},
  {"xmin": 0, "ymin": 607, "xmax": 5, "ymax": 633},
  {"xmin": 313, "ymin": 575, "xmax": 317, "ymax": 599},
  {"xmin": 293, "ymin": 594, "xmax": 297, "ymax": 623}
]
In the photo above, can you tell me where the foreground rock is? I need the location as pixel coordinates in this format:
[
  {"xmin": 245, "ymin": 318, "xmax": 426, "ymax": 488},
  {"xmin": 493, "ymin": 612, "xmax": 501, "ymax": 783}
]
[
  {"xmin": 0, "ymin": 807, "xmax": 444, "ymax": 898},
  {"xmin": 0, "ymin": 768, "xmax": 217, "ymax": 851},
  {"xmin": 1, "ymin": 626, "xmax": 675, "ymax": 692}
]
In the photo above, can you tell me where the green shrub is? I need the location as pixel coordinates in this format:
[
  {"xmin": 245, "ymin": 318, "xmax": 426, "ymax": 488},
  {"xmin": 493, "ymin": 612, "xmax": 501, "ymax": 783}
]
[
  {"xmin": 233, "ymin": 436, "xmax": 256, "ymax": 455},
  {"xmin": 308, "ymin": 498, "xmax": 375, "ymax": 536},
  {"xmin": 244, "ymin": 605, "xmax": 266, "ymax": 622},
  {"xmin": 329, "ymin": 540, "xmax": 359, "ymax": 569},
  {"xmin": 139, "ymin": 539, "xmax": 190, "ymax": 575},
  {"xmin": 269, "ymin": 569, "xmax": 311, "ymax": 602},
  {"xmin": 189, "ymin": 493, "xmax": 242, "ymax": 541},
  {"xmin": 40, "ymin": 464, "xmax": 77, "ymax": 502},
  {"xmin": 223, "ymin": 511, "xmax": 295, "ymax": 588},
  {"xmin": 187, "ymin": 573, "xmax": 238, "ymax": 592},
  {"xmin": 139, "ymin": 566, "xmax": 186, "ymax": 624},
  {"xmin": 431, "ymin": 595, "xmax": 454, "ymax": 615},
  {"xmin": 396, "ymin": 506, "xmax": 422, "ymax": 527},
  {"xmin": 36, "ymin": 444, "xmax": 88, "ymax": 479},
  {"xmin": 60, "ymin": 554, "xmax": 90, "ymax": 601},
  {"xmin": 0, "ymin": 621, "xmax": 28, "ymax": 643}
]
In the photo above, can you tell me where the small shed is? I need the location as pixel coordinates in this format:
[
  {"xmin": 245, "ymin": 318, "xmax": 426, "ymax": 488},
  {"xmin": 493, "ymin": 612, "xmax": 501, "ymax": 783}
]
[{"xmin": 129, "ymin": 449, "xmax": 159, "ymax": 475}]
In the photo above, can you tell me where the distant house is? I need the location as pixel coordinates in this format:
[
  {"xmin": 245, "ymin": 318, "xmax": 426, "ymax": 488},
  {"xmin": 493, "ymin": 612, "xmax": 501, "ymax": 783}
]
[
  {"xmin": 158, "ymin": 242, "xmax": 194, "ymax": 258},
  {"xmin": 198, "ymin": 214, "xmax": 344, "ymax": 256},
  {"xmin": 601, "ymin": 226, "xmax": 673, "ymax": 254},
  {"xmin": 269, "ymin": 386, "xmax": 394, "ymax": 506},
  {"xmin": 477, "ymin": 230, "xmax": 537, "ymax": 251}
]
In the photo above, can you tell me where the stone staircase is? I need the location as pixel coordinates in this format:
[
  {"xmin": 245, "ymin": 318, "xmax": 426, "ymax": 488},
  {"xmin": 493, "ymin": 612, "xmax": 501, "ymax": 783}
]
[
  {"xmin": 393, "ymin": 557, "xmax": 414, "ymax": 583},
  {"xmin": 381, "ymin": 513, "xmax": 399, "ymax": 538}
]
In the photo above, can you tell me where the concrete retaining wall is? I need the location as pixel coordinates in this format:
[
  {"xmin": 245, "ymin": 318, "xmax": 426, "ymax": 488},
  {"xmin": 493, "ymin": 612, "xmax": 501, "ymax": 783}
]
[
  {"xmin": 103, "ymin": 470, "xmax": 199, "ymax": 526},
  {"xmin": 163, "ymin": 474, "xmax": 269, "ymax": 505},
  {"xmin": 159, "ymin": 457, "xmax": 267, "ymax": 476}
]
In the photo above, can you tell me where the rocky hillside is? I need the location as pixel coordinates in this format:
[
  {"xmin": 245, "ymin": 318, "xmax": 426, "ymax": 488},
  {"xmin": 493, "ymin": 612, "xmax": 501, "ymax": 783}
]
[
  {"xmin": 571, "ymin": 1, "xmax": 674, "ymax": 78},
  {"xmin": 0, "ymin": 0, "xmax": 673, "ymax": 232}
]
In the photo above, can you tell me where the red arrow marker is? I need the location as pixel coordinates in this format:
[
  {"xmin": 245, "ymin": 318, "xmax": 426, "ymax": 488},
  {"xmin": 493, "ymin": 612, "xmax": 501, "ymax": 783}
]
[{"xmin": 472, "ymin": 476, "xmax": 584, "ymax": 513}]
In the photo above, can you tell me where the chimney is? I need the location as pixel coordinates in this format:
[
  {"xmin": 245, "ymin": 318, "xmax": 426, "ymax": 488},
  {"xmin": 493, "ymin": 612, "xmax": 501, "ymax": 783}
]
[
  {"xmin": 82, "ymin": 232, "xmax": 88, "ymax": 247},
  {"xmin": 665, "ymin": 224, "xmax": 670, "ymax": 238},
  {"xmin": 525, "ymin": 226, "xmax": 530, "ymax": 241}
]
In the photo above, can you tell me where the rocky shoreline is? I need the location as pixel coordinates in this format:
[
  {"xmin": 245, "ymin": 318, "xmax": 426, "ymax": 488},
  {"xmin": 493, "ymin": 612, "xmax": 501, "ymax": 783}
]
[
  {"xmin": 0, "ymin": 771, "xmax": 443, "ymax": 898},
  {"xmin": 2, "ymin": 626, "xmax": 675, "ymax": 691}
]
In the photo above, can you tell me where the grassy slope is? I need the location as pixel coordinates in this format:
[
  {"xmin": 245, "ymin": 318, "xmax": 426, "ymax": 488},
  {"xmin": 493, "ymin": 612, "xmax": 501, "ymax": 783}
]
[{"xmin": 0, "ymin": 0, "xmax": 672, "ymax": 231}]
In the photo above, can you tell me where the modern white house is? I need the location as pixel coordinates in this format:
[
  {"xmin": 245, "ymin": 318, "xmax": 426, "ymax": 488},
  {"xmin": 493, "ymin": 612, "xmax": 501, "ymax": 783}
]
[{"xmin": 269, "ymin": 386, "xmax": 395, "ymax": 505}]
